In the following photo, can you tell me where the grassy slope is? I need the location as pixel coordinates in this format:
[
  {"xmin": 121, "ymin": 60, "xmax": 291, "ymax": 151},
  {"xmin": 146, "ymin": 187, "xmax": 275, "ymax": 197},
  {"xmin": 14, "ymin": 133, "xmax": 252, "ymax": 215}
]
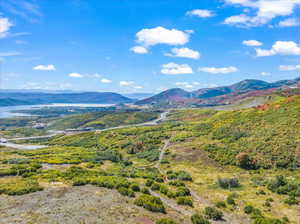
[{"xmin": 49, "ymin": 111, "xmax": 159, "ymax": 130}]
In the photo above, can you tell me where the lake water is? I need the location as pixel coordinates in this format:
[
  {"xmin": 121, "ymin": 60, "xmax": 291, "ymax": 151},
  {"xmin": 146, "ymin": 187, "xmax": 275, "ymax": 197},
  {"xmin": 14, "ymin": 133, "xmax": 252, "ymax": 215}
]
[{"xmin": 0, "ymin": 103, "xmax": 115, "ymax": 119}]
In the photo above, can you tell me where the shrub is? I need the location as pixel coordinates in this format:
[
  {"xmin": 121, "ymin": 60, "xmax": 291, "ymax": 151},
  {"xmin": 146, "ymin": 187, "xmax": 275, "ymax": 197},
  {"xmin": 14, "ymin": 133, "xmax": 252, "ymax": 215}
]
[
  {"xmin": 134, "ymin": 194, "xmax": 166, "ymax": 213},
  {"xmin": 284, "ymin": 196, "xmax": 299, "ymax": 205},
  {"xmin": 117, "ymin": 187, "xmax": 135, "ymax": 197},
  {"xmin": 146, "ymin": 179, "xmax": 154, "ymax": 187},
  {"xmin": 204, "ymin": 207, "xmax": 223, "ymax": 221},
  {"xmin": 175, "ymin": 186, "xmax": 191, "ymax": 197},
  {"xmin": 159, "ymin": 185, "xmax": 169, "ymax": 195},
  {"xmin": 244, "ymin": 205, "xmax": 254, "ymax": 214},
  {"xmin": 218, "ymin": 177, "xmax": 240, "ymax": 189},
  {"xmin": 94, "ymin": 149, "xmax": 123, "ymax": 163},
  {"xmin": 226, "ymin": 194, "xmax": 236, "ymax": 205},
  {"xmin": 168, "ymin": 180, "xmax": 186, "ymax": 187},
  {"xmin": 191, "ymin": 214, "xmax": 211, "ymax": 224},
  {"xmin": 131, "ymin": 183, "xmax": 140, "ymax": 192},
  {"xmin": 215, "ymin": 201, "xmax": 226, "ymax": 208},
  {"xmin": 156, "ymin": 218, "xmax": 177, "ymax": 224},
  {"xmin": 151, "ymin": 183, "xmax": 161, "ymax": 191},
  {"xmin": 177, "ymin": 171, "xmax": 192, "ymax": 181},
  {"xmin": 141, "ymin": 187, "xmax": 150, "ymax": 195},
  {"xmin": 235, "ymin": 152, "xmax": 256, "ymax": 169},
  {"xmin": 177, "ymin": 196, "xmax": 193, "ymax": 207}
]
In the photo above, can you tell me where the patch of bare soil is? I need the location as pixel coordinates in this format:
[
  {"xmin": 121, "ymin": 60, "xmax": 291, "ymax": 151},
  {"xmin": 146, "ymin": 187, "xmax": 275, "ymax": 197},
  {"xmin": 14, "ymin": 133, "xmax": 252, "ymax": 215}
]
[{"xmin": 0, "ymin": 185, "xmax": 188, "ymax": 224}]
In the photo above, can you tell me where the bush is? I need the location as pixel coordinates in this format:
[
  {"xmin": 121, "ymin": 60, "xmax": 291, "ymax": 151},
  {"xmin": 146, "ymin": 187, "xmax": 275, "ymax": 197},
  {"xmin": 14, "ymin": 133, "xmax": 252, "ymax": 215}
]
[
  {"xmin": 94, "ymin": 149, "xmax": 123, "ymax": 163},
  {"xmin": 134, "ymin": 194, "xmax": 166, "ymax": 213},
  {"xmin": 117, "ymin": 187, "xmax": 135, "ymax": 197},
  {"xmin": 131, "ymin": 183, "xmax": 140, "ymax": 192},
  {"xmin": 204, "ymin": 207, "xmax": 223, "ymax": 221},
  {"xmin": 141, "ymin": 187, "xmax": 150, "ymax": 195},
  {"xmin": 191, "ymin": 214, "xmax": 211, "ymax": 224},
  {"xmin": 156, "ymin": 218, "xmax": 177, "ymax": 224},
  {"xmin": 177, "ymin": 196, "xmax": 193, "ymax": 207},
  {"xmin": 244, "ymin": 205, "xmax": 254, "ymax": 214},
  {"xmin": 146, "ymin": 179, "xmax": 154, "ymax": 187},
  {"xmin": 151, "ymin": 183, "xmax": 161, "ymax": 191},
  {"xmin": 235, "ymin": 152, "xmax": 256, "ymax": 169},
  {"xmin": 226, "ymin": 194, "xmax": 236, "ymax": 205},
  {"xmin": 215, "ymin": 201, "xmax": 226, "ymax": 208},
  {"xmin": 168, "ymin": 180, "xmax": 186, "ymax": 187},
  {"xmin": 284, "ymin": 196, "xmax": 299, "ymax": 205},
  {"xmin": 218, "ymin": 177, "xmax": 240, "ymax": 189},
  {"xmin": 176, "ymin": 186, "xmax": 191, "ymax": 197}
]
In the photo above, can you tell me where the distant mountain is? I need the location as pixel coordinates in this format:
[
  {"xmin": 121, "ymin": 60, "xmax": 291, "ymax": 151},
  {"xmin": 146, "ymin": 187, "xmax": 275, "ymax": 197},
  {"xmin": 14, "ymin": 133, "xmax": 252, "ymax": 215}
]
[
  {"xmin": 123, "ymin": 93, "xmax": 154, "ymax": 100},
  {"xmin": 0, "ymin": 92, "xmax": 134, "ymax": 106},
  {"xmin": 0, "ymin": 98, "xmax": 31, "ymax": 107},
  {"xmin": 136, "ymin": 88, "xmax": 197, "ymax": 106},
  {"xmin": 136, "ymin": 78, "xmax": 300, "ymax": 107}
]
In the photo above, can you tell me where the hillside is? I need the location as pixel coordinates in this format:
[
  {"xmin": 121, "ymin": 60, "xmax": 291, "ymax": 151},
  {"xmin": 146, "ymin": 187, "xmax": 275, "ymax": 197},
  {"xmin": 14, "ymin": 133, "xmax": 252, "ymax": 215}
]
[
  {"xmin": 137, "ymin": 78, "xmax": 300, "ymax": 107},
  {"xmin": 1, "ymin": 91, "xmax": 300, "ymax": 224},
  {"xmin": 0, "ymin": 92, "xmax": 134, "ymax": 105}
]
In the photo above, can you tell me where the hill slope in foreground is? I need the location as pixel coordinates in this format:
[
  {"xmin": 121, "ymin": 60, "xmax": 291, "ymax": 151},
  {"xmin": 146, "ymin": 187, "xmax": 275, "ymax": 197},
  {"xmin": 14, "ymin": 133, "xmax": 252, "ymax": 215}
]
[{"xmin": 0, "ymin": 89, "xmax": 300, "ymax": 224}]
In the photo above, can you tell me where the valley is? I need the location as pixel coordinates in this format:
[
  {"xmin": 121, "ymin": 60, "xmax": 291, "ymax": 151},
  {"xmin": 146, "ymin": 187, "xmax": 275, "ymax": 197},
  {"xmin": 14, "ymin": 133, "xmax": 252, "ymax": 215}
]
[{"xmin": 0, "ymin": 87, "xmax": 299, "ymax": 224}]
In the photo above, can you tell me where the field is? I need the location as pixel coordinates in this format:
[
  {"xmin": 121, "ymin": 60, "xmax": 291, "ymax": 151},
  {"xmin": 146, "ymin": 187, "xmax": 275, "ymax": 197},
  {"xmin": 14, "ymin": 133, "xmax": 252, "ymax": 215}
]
[{"xmin": 0, "ymin": 93, "xmax": 299, "ymax": 224}]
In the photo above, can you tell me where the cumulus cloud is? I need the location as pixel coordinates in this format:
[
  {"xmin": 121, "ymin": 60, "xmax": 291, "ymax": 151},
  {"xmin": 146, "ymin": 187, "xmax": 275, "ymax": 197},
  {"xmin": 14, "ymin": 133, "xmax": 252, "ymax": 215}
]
[
  {"xmin": 101, "ymin": 78, "xmax": 112, "ymax": 83},
  {"xmin": 68, "ymin": 73, "xmax": 83, "ymax": 78},
  {"xmin": 120, "ymin": 81, "xmax": 135, "ymax": 86},
  {"xmin": 278, "ymin": 18, "xmax": 300, "ymax": 27},
  {"xmin": 199, "ymin": 66, "xmax": 239, "ymax": 74},
  {"xmin": 243, "ymin": 40, "xmax": 263, "ymax": 46},
  {"xmin": 161, "ymin": 63, "xmax": 193, "ymax": 75},
  {"xmin": 136, "ymin": 26, "xmax": 190, "ymax": 47},
  {"xmin": 224, "ymin": 0, "xmax": 300, "ymax": 27},
  {"xmin": 130, "ymin": 46, "xmax": 148, "ymax": 54},
  {"xmin": 0, "ymin": 17, "xmax": 13, "ymax": 38},
  {"xmin": 186, "ymin": 9, "xmax": 214, "ymax": 18},
  {"xmin": 279, "ymin": 65, "xmax": 300, "ymax": 71},
  {"xmin": 261, "ymin": 72, "xmax": 271, "ymax": 76},
  {"xmin": 165, "ymin": 48, "xmax": 201, "ymax": 59},
  {"xmin": 33, "ymin": 64, "xmax": 56, "ymax": 71},
  {"xmin": 256, "ymin": 41, "xmax": 300, "ymax": 57}
]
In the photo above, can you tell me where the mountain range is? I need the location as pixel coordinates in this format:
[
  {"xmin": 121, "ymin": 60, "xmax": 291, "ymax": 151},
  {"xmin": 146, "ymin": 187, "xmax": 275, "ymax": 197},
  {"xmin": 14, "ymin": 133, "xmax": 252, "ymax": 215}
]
[
  {"xmin": 136, "ymin": 77, "xmax": 300, "ymax": 107},
  {"xmin": 1, "ymin": 77, "xmax": 299, "ymax": 107}
]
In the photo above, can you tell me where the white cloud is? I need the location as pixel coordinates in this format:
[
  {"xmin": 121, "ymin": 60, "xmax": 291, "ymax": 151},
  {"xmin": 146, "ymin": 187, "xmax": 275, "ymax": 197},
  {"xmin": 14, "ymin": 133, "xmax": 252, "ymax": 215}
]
[
  {"xmin": 199, "ymin": 66, "xmax": 239, "ymax": 74},
  {"xmin": 0, "ymin": 51, "xmax": 21, "ymax": 57},
  {"xmin": 224, "ymin": 0, "xmax": 300, "ymax": 27},
  {"xmin": 243, "ymin": 40, "xmax": 263, "ymax": 46},
  {"xmin": 256, "ymin": 41, "xmax": 300, "ymax": 57},
  {"xmin": 33, "ymin": 64, "xmax": 56, "ymax": 71},
  {"xmin": 133, "ymin": 86, "xmax": 143, "ymax": 89},
  {"xmin": 186, "ymin": 9, "xmax": 214, "ymax": 18},
  {"xmin": 261, "ymin": 72, "xmax": 271, "ymax": 76},
  {"xmin": 136, "ymin": 26, "xmax": 190, "ymax": 47},
  {"xmin": 165, "ymin": 48, "xmax": 201, "ymax": 59},
  {"xmin": 278, "ymin": 18, "xmax": 300, "ymax": 27},
  {"xmin": 120, "ymin": 81, "xmax": 135, "ymax": 86},
  {"xmin": 279, "ymin": 65, "xmax": 300, "ymax": 71},
  {"xmin": 68, "ymin": 73, "xmax": 83, "ymax": 78},
  {"xmin": 101, "ymin": 78, "xmax": 112, "ymax": 83},
  {"xmin": 0, "ymin": 17, "xmax": 13, "ymax": 38},
  {"xmin": 130, "ymin": 46, "xmax": 148, "ymax": 54},
  {"xmin": 161, "ymin": 63, "xmax": 193, "ymax": 75}
]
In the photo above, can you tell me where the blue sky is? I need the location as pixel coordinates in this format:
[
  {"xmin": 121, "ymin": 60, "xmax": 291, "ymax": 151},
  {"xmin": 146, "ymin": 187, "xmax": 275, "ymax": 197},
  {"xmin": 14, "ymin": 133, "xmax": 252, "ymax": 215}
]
[{"xmin": 1, "ymin": 0, "xmax": 300, "ymax": 93}]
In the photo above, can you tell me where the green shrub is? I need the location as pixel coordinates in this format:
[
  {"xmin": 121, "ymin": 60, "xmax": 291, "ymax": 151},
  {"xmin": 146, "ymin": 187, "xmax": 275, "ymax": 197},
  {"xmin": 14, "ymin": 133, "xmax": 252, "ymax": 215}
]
[
  {"xmin": 284, "ymin": 196, "xmax": 299, "ymax": 205},
  {"xmin": 215, "ymin": 201, "xmax": 226, "ymax": 208},
  {"xmin": 176, "ymin": 186, "xmax": 191, "ymax": 197},
  {"xmin": 0, "ymin": 179, "xmax": 43, "ymax": 195},
  {"xmin": 156, "ymin": 218, "xmax": 177, "ymax": 224},
  {"xmin": 176, "ymin": 196, "xmax": 193, "ymax": 207},
  {"xmin": 191, "ymin": 214, "xmax": 211, "ymax": 224},
  {"xmin": 226, "ymin": 194, "xmax": 236, "ymax": 205},
  {"xmin": 117, "ymin": 187, "xmax": 135, "ymax": 197},
  {"xmin": 244, "ymin": 205, "xmax": 254, "ymax": 214},
  {"xmin": 141, "ymin": 187, "xmax": 150, "ymax": 195},
  {"xmin": 134, "ymin": 194, "xmax": 166, "ymax": 213},
  {"xmin": 204, "ymin": 207, "xmax": 223, "ymax": 221},
  {"xmin": 131, "ymin": 183, "xmax": 140, "ymax": 192},
  {"xmin": 168, "ymin": 180, "xmax": 186, "ymax": 187},
  {"xmin": 218, "ymin": 177, "xmax": 240, "ymax": 189},
  {"xmin": 145, "ymin": 179, "xmax": 154, "ymax": 187}
]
